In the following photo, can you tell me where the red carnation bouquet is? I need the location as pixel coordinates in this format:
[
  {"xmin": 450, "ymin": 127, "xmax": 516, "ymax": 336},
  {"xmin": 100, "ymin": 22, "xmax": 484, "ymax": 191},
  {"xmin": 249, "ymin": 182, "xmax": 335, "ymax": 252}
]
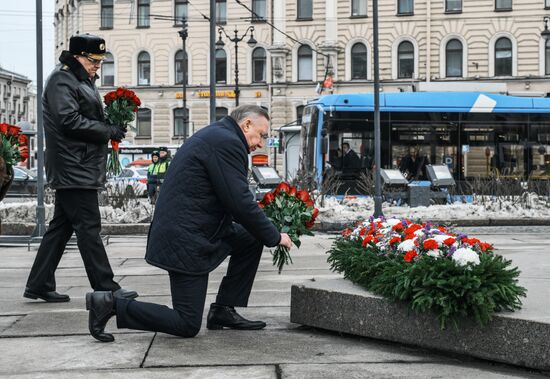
[
  {"xmin": 103, "ymin": 87, "xmax": 141, "ymax": 175},
  {"xmin": 259, "ymin": 182, "xmax": 319, "ymax": 273},
  {"xmin": 0, "ymin": 123, "xmax": 29, "ymax": 168}
]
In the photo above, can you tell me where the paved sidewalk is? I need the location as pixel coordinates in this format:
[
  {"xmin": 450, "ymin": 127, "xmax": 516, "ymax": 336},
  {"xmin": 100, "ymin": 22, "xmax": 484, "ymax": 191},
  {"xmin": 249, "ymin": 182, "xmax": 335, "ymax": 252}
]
[{"xmin": 0, "ymin": 230, "xmax": 548, "ymax": 378}]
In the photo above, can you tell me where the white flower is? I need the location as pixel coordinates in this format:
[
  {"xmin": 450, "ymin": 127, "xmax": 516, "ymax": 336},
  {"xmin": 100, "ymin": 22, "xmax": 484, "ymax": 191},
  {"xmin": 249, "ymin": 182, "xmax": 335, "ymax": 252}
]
[
  {"xmin": 383, "ymin": 218, "xmax": 402, "ymax": 227},
  {"xmin": 426, "ymin": 249, "xmax": 442, "ymax": 258},
  {"xmin": 414, "ymin": 229, "xmax": 425, "ymax": 236},
  {"xmin": 397, "ymin": 239, "xmax": 416, "ymax": 251},
  {"xmin": 452, "ymin": 247, "xmax": 480, "ymax": 266}
]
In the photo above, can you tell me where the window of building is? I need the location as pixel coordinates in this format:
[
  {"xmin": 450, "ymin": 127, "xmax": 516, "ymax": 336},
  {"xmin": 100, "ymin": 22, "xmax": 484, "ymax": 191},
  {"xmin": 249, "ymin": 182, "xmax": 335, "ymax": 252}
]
[
  {"xmin": 137, "ymin": 0, "xmax": 150, "ymax": 27},
  {"xmin": 351, "ymin": 42, "xmax": 368, "ymax": 79},
  {"xmin": 445, "ymin": 39, "xmax": 462, "ymax": 77},
  {"xmin": 398, "ymin": 0, "xmax": 413, "ymax": 14},
  {"xmin": 216, "ymin": 0, "xmax": 227, "ymax": 24},
  {"xmin": 494, "ymin": 37, "xmax": 512, "ymax": 76},
  {"xmin": 297, "ymin": 0, "xmax": 313, "ymax": 19},
  {"xmin": 296, "ymin": 105, "xmax": 305, "ymax": 124},
  {"xmin": 215, "ymin": 49, "xmax": 227, "ymax": 83},
  {"xmin": 175, "ymin": 50, "xmax": 188, "ymax": 85},
  {"xmin": 101, "ymin": 0, "xmax": 113, "ymax": 29},
  {"xmin": 252, "ymin": 0, "xmax": 267, "ymax": 21},
  {"xmin": 298, "ymin": 45, "xmax": 313, "ymax": 81},
  {"xmin": 101, "ymin": 53, "xmax": 115, "ymax": 86},
  {"xmin": 351, "ymin": 0, "xmax": 367, "ymax": 16},
  {"xmin": 545, "ymin": 40, "xmax": 550, "ymax": 75},
  {"xmin": 495, "ymin": 0, "xmax": 512, "ymax": 10},
  {"xmin": 397, "ymin": 41, "xmax": 414, "ymax": 78},
  {"xmin": 445, "ymin": 0, "xmax": 462, "ymax": 12},
  {"xmin": 546, "ymin": 0, "xmax": 550, "ymax": 8},
  {"xmin": 175, "ymin": 0, "xmax": 188, "ymax": 24},
  {"xmin": 138, "ymin": 51, "xmax": 151, "ymax": 86},
  {"xmin": 216, "ymin": 106, "xmax": 228, "ymax": 120},
  {"xmin": 252, "ymin": 47, "xmax": 267, "ymax": 82},
  {"xmin": 137, "ymin": 108, "xmax": 151, "ymax": 137},
  {"xmin": 173, "ymin": 107, "xmax": 189, "ymax": 137}
]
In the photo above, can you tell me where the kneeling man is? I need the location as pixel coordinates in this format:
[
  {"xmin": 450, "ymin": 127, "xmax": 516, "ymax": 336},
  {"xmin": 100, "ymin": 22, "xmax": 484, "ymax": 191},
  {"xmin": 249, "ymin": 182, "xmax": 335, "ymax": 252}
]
[{"xmin": 86, "ymin": 105, "xmax": 291, "ymax": 341}]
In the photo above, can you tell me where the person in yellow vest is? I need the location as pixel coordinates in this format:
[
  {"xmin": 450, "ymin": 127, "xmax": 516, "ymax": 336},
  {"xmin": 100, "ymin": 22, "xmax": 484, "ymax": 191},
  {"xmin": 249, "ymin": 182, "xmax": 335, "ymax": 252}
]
[
  {"xmin": 156, "ymin": 147, "xmax": 171, "ymax": 188},
  {"xmin": 147, "ymin": 151, "xmax": 160, "ymax": 204}
]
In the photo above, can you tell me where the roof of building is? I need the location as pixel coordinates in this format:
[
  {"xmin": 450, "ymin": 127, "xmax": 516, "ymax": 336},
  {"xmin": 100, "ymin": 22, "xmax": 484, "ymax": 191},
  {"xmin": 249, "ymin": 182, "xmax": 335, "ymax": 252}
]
[{"xmin": 0, "ymin": 66, "xmax": 31, "ymax": 83}]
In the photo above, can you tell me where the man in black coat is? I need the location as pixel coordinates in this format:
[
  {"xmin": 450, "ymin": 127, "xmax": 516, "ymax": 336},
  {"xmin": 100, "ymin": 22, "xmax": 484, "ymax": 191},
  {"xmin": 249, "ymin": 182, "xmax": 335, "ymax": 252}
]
[
  {"xmin": 24, "ymin": 34, "xmax": 137, "ymax": 303},
  {"xmin": 85, "ymin": 105, "xmax": 292, "ymax": 342}
]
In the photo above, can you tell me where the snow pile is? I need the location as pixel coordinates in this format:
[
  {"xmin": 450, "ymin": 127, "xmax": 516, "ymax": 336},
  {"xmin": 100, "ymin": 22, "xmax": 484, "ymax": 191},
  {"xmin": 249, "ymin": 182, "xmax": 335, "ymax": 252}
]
[{"xmin": 2, "ymin": 194, "xmax": 550, "ymax": 224}]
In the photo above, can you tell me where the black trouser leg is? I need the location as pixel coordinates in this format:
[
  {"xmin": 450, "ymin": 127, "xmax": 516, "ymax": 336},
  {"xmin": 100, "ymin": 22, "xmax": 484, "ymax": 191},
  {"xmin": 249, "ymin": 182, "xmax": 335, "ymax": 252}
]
[
  {"xmin": 26, "ymin": 191, "xmax": 74, "ymax": 292},
  {"xmin": 61, "ymin": 190, "xmax": 120, "ymax": 291},
  {"xmin": 116, "ymin": 271, "xmax": 208, "ymax": 337},
  {"xmin": 216, "ymin": 224, "xmax": 264, "ymax": 307}
]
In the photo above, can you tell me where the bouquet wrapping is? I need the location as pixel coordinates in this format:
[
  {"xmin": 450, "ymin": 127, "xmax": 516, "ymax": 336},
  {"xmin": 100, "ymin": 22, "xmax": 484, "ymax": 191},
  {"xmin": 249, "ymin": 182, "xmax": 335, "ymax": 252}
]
[
  {"xmin": 103, "ymin": 87, "xmax": 141, "ymax": 176},
  {"xmin": 259, "ymin": 182, "xmax": 318, "ymax": 273}
]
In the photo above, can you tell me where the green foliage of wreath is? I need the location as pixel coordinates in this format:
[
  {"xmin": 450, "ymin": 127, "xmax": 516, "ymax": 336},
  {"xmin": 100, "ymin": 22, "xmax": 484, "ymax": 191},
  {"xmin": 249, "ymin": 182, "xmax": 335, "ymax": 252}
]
[{"xmin": 327, "ymin": 237, "xmax": 527, "ymax": 329}]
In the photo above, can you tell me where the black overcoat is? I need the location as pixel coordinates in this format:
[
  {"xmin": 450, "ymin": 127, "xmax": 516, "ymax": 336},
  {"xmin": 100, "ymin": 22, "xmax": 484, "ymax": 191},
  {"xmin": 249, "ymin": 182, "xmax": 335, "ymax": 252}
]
[
  {"xmin": 145, "ymin": 116, "xmax": 281, "ymax": 274},
  {"xmin": 43, "ymin": 51, "xmax": 111, "ymax": 189}
]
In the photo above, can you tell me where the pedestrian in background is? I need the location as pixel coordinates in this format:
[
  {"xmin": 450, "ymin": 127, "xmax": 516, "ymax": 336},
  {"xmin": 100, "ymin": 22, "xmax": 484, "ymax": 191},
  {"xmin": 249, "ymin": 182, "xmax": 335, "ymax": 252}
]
[
  {"xmin": 24, "ymin": 34, "xmax": 137, "ymax": 303},
  {"xmin": 85, "ymin": 104, "xmax": 291, "ymax": 342},
  {"xmin": 147, "ymin": 150, "xmax": 160, "ymax": 204}
]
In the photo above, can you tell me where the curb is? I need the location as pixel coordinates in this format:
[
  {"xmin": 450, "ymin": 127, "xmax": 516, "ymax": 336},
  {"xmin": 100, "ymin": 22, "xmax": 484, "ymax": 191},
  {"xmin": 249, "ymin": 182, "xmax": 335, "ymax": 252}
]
[
  {"xmin": 2, "ymin": 219, "xmax": 550, "ymax": 235},
  {"xmin": 290, "ymin": 279, "xmax": 550, "ymax": 371}
]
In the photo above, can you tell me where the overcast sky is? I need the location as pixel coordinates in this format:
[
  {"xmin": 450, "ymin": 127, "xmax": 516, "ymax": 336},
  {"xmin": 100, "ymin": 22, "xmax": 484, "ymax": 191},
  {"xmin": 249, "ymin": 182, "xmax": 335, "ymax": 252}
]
[{"xmin": 0, "ymin": 0, "xmax": 55, "ymax": 85}]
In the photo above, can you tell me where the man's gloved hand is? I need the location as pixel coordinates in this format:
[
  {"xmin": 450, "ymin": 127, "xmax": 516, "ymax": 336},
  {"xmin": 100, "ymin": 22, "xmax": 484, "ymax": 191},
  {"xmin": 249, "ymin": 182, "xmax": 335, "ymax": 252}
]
[{"xmin": 108, "ymin": 124, "xmax": 126, "ymax": 141}]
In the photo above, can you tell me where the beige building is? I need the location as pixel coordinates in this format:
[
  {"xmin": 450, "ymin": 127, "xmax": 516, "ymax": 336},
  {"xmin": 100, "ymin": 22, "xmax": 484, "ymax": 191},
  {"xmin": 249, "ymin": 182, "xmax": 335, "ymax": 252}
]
[
  {"xmin": 53, "ymin": 0, "xmax": 550, "ymax": 154},
  {"xmin": 0, "ymin": 67, "xmax": 36, "ymax": 127}
]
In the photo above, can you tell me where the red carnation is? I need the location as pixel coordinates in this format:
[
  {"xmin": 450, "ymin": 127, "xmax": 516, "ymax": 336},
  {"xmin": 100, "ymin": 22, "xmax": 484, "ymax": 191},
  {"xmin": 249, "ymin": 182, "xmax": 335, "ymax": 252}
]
[
  {"xmin": 8, "ymin": 125, "xmax": 21, "ymax": 136},
  {"xmin": 0, "ymin": 123, "xmax": 7, "ymax": 134},
  {"xmin": 274, "ymin": 182, "xmax": 290, "ymax": 194},
  {"xmin": 262, "ymin": 192, "xmax": 275, "ymax": 205},
  {"xmin": 392, "ymin": 223, "xmax": 403, "ymax": 231},
  {"xmin": 443, "ymin": 237, "xmax": 456, "ymax": 246},
  {"xmin": 18, "ymin": 134, "xmax": 28, "ymax": 145},
  {"xmin": 423, "ymin": 239, "xmax": 439, "ymax": 250},
  {"xmin": 296, "ymin": 190, "xmax": 311, "ymax": 203},
  {"xmin": 389, "ymin": 236, "xmax": 401, "ymax": 246},
  {"xmin": 404, "ymin": 250, "xmax": 418, "ymax": 262},
  {"xmin": 288, "ymin": 186, "xmax": 297, "ymax": 197}
]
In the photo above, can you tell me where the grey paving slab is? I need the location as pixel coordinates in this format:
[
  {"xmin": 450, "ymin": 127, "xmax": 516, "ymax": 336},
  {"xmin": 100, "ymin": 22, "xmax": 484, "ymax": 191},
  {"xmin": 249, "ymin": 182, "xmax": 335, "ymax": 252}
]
[
  {"xmin": 5, "ymin": 366, "xmax": 277, "ymax": 378},
  {"xmin": 279, "ymin": 362, "xmax": 547, "ymax": 379},
  {"xmin": 0, "ymin": 315, "xmax": 20, "ymax": 333},
  {"xmin": 143, "ymin": 328, "xmax": 435, "ymax": 368},
  {"xmin": 0, "ymin": 334, "xmax": 154, "ymax": 375},
  {"xmin": 1, "ymin": 307, "xmax": 293, "ymax": 337}
]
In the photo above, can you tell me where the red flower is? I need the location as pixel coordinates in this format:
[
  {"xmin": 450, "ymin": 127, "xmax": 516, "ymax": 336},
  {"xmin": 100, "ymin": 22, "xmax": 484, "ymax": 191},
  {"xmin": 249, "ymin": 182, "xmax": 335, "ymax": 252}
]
[
  {"xmin": 479, "ymin": 242, "xmax": 492, "ymax": 251},
  {"xmin": 262, "ymin": 192, "xmax": 275, "ymax": 205},
  {"xmin": 288, "ymin": 186, "xmax": 297, "ymax": 197},
  {"xmin": 305, "ymin": 220, "xmax": 315, "ymax": 229},
  {"xmin": 404, "ymin": 250, "xmax": 418, "ymax": 262},
  {"xmin": 362, "ymin": 235, "xmax": 374, "ymax": 247},
  {"xmin": 392, "ymin": 223, "xmax": 403, "ymax": 231},
  {"xmin": 404, "ymin": 224, "xmax": 422, "ymax": 235},
  {"xmin": 8, "ymin": 125, "xmax": 21, "ymax": 136},
  {"xmin": 311, "ymin": 208, "xmax": 319, "ymax": 220},
  {"xmin": 305, "ymin": 199, "xmax": 314, "ymax": 208},
  {"xmin": 274, "ymin": 182, "xmax": 290, "ymax": 195},
  {"xmin": 0, "ymin": 123, "xmax": 8, "ymax": 134},
  {"xmin": 116, "ymin": 87, "xmax": 125, "ymax": 97},
  {"xmin": 404, "ymin": 233, "xmax": 416, "ymax": 241},
  {"xmin": 342, "ymin": 228, "xmax": 352, "ymax": 237},
  {"xmin": 389, "ymin": 236, "xmax": 401, "ymax": 246},
  {"xmin": 296, "ymin": 190, "xmax": 311, "ymax": 203},
  {"xmin": 111, "ymin": 140, "xmax": 119, "ymax": 150},
  {"xmin": 18, "ymin": 146, "xmax": 29, "ymax": 161},
  {"xmin": 423, "ymin": 239, "xmax": 439, "ymax": 250},
  {"xmin": 443, "ymin": 237, "xmax": 456, "ymax": 246},
  {"xmin": 18, "ymin": 134, "xmax": 28, "ymax": 145},
  {"xmin": 359, "ymin": 227, "xmax": 367, "ymax": 236}
]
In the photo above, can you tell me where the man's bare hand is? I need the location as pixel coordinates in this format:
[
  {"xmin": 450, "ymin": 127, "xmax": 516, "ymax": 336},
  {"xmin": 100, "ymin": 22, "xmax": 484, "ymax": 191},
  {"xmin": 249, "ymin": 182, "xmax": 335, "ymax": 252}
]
[{"xmin": 279, "ymin": 233, "xmax": 292, "ymax": 249}]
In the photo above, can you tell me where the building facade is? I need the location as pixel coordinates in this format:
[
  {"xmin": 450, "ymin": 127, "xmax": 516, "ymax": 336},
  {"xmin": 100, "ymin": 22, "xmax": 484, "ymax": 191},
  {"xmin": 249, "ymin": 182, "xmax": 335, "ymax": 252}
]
[
  {"xmin": 0, "ymin": 67, "xmax": 36, "ymax": 127},
  {"xmin": 53, "ymin": 0, "xmax": 550, "ymax": 158}
]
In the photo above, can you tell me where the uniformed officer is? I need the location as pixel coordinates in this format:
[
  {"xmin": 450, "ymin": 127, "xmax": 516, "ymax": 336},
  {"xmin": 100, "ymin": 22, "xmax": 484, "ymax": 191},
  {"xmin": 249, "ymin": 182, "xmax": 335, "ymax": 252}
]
[{"xmin": 24, "ymin": 34, "xmax": 138, "ymax": 303}]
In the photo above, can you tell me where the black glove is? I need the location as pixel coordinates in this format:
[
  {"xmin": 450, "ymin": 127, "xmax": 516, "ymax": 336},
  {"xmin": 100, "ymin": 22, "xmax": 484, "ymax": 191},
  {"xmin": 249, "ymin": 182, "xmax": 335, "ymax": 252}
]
[{"xmin": 108, "ymin": 124, "xmax": 126, "ymax": 141}]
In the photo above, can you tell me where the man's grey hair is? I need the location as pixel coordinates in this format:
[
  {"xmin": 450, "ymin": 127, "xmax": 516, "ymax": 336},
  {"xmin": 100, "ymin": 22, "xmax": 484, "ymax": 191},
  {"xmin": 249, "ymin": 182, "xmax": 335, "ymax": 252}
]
[{"xmin": 230, "ymin": 105, "xmax": 270, "ymax": 123}]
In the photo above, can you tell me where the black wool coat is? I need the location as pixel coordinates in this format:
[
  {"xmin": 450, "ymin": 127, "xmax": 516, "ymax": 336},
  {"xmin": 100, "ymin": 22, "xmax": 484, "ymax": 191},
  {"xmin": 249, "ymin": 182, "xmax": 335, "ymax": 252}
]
[{"xmin": 145, "ymin": 116, "xmax": 281, "ymax": 274}]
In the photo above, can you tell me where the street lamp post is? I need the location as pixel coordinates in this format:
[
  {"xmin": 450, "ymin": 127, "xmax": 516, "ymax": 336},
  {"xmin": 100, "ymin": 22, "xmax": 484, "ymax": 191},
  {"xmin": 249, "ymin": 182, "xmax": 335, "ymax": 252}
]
[
  {"xmin": 216, "ymin": 25, "xmax": 257, "ymax": 107},
  {"xmin": 178, "ymin": 20, "xmax": 189, "ymax": 143},
  {"xmin": 373, "ymin": 0, "xmax": 383, "ymax": 217}
]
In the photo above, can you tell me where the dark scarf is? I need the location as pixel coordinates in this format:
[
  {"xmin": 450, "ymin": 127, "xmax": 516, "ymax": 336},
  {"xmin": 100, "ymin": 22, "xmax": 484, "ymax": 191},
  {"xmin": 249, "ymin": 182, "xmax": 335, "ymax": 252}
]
[{"xmin": 59, "ymin": 50, "xmax": 99, "ymax": 82}]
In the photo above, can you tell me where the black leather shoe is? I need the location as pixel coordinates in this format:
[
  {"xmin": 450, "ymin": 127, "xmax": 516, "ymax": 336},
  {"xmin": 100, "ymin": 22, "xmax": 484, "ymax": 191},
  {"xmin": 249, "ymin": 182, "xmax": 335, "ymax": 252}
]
[
  {"xmin": 85, "ymin": 291, "xmax": 116, "ymax": 342},
  {"xmin": 113, "ymin": 288, "xmax": 139, "ymax": 300},
  {"xmin": 23, "ymin": 289, "xmax": 70, "ymax": 303},
  {"xmin": 206, "ymin": 303, "xmax": 266, "ymax": 330}
]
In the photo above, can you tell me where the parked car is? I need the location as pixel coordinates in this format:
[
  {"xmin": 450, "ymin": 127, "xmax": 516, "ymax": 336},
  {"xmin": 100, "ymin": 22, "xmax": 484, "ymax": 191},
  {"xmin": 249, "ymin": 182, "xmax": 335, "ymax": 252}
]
[
  {"xmin": 5, "ymin": 167, "xmax": 50, "ymax": 197},
  {"xmin": 106, "ymin": 167, "xmax": 148, "ymax": 197}
]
